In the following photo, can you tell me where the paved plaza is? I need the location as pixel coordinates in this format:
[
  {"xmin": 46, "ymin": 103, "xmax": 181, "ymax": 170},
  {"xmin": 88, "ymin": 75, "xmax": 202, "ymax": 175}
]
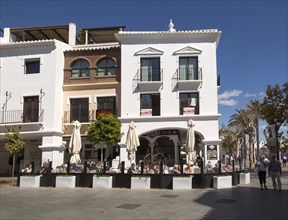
[{"xmin": 0, "ymin": 169, "xmax": 287, "ymax": 220}]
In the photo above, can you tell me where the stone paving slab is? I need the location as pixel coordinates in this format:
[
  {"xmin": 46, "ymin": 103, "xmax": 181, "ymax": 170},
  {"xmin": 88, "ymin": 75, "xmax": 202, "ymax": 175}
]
[{"xmin": 0, "ymin": 170, "xmax": 287, "ymax": 220}]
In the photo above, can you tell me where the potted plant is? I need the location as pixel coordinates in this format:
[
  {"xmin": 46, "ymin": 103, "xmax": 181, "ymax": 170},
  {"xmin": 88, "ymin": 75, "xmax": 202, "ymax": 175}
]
[
  {"xmin": 4, "ymin": 126, "xmax": 25, "ymax": 186},
  {"xmin": 172, "ymin": 175, "xmax": 193, "ymax": 190},
  {"xmin": 213, "ymin": 173, "xmax": 232, "ymax": 189},
  {"xmin": 131, "ymin": 175, "xmax": 151, "ymax": 189},
  {"xmin": 239, "ymin": 171, "xmax": 250, "ymax": 184},
  {"xmin": 56, "ymin": 174, "xmax": 76, "ymax": 188},
  {"xmin": 92, "ymin": 174, "xmax": 113, "ymax": 189},
  {"xmin": 20, "ymin": 174, "xmax": 41, "ymax": 187}
]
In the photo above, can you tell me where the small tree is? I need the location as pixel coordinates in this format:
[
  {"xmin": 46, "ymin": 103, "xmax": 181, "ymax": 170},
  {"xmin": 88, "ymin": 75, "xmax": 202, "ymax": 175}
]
[
  {"xmin": 4, "ymin": 127, "xmax": 25, "ymax": 184},
  {"xmin": 87, "ymin": 113, "xmax": 122, "ymax": 162}
]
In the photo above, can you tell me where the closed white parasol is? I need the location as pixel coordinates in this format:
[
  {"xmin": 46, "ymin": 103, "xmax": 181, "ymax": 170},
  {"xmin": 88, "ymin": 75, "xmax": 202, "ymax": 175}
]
[
  {"xmin": 186, "ymin": 119, "xmax": 196, "ymax": 164},
  {"xmin": 126, "ymin": 121, "xmax": 140, "ymax": 162},
  {"xmin": 69, "ymin": 120, "xmax": 82, "ymax": 164}
]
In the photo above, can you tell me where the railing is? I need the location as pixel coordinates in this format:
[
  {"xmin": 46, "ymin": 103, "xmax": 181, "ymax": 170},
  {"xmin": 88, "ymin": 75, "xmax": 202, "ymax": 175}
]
[
  {"xmin": 63, "ymin": 110, "xmax": 95, "ymax": 124},
  {"xmin": 138, "ymin": 69, "xmax": 163, "ymax": 82},
  {"xmin": 63, "ymin": 109, "xmax": 119, "ymax": 123},
  {"xmin": 0, "ymin": 109, "xmax": 44, "ymax": 124},
  {"xmin": 217, "ymin": 74, "xmax": 221, "ymax": 87},
  {"xmin": 178, "ymin": 67, "xmax": 202, "ymax": 81}
]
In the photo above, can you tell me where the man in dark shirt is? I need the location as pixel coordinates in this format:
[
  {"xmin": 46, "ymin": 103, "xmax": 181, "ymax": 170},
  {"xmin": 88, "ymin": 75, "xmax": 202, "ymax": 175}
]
[{"xmin": 268, "ymin": 154, "xmax": 282, "ymax": 192}]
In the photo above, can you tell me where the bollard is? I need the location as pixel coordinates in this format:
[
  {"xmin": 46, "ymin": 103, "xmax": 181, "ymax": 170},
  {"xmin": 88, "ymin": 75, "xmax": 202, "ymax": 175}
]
[
  {"xmin": 180, "ymin": 162, "xmax": 184, "ymax": 176},
  {"xmin": 67, "ymin": 161, "xmax": 70, "ymax": 174},
  {"xmin": 121, "ymin": 161, "xmax": 125, "ymax": 174},
  {"xmin": 140, "ymin": 161, "xmax": 144, "ymax": 175},
  {"xmin": 31, "ymin": 161, "xmax": 35, "ymax": 173},
  {"xmin": 160, "ymin": 161, "xmax": 163, "ymax": 174},
  {"xmin": 49, "ymin": 161, "xmax": 52, "ymax": 173},
  {"xmin": 84, "ymin": 161, "xmax": 87, "ymax": 174},
  {"xmin": 103, "ymin": 161, "xmax": 106, "ymax": 174}
]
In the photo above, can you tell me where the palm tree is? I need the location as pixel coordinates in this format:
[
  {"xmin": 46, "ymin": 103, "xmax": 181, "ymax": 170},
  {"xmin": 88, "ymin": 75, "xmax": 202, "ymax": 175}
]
[
  {"xmin": 219, "ymin": 125, "xmax": 238, "ymax": 156},
  {"xmin": 247, "ymin": 100, "xmax": 262, "ymax": 161},
  {"xmin": 229, "ymin": 109, "xmax": 249, "ymax": 169}
]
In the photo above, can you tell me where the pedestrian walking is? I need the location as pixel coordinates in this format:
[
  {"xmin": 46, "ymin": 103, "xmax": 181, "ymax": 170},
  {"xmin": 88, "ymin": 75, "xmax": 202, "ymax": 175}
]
[
  {"xmin": 268, "ymin": 154, "xmax": 282, "ymax": 192},
  {"xmin": 256, "ymin": 155, "xmax": 269, "ymax": 191}
]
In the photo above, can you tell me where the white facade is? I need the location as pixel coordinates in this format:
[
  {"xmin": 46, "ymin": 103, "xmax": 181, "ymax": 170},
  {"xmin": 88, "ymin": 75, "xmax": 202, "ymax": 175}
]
[
  {"xmin": 116, "ymin": 22, "xmax": 222, "ymax": 166},
  {"xmin": 0, "ymin": 24, "xmax": 75, "ymax": 173}
]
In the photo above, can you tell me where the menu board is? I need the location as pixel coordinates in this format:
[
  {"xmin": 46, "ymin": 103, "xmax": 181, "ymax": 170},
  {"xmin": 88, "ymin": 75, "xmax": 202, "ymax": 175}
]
[{"xmin": 207, "ymin": 145, "xmax": 217, "ymax": 160}]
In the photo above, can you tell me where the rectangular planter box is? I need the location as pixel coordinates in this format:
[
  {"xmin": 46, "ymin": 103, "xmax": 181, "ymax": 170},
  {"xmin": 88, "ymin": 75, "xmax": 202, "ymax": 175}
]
[
  {"xmin": 213, "ymin": 175, "xmax": 232, "ymax": 189},
  {"xmin": 240, "ymin": 172, "xmax": 250, "ymax": 184},
  {"xmin": 20, "ymin": 175, "xmax": 41, "ymax": 187},
  {"xmin": 173, "ymin": 176, "xmax": 192, "ymax": 190},
  {"xmin": 56, "ymin": 176, "xmax": 76, "ymax": 188},
  {"xmin": 131, "ymin": 177, "xmax": 151, "ymax": 189},
  {"xmin": 93, "ymin": 176, "xmax": 113, "ymax": 189}
]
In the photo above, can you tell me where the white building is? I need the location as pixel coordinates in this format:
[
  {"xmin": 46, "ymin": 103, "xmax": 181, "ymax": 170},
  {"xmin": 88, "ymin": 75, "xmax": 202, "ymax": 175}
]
[
  {"xmin": 116, "ymin": 20, "xmax": 222, "ymax": 167},
  {"xmin": 0, "ymin": 24, "xmax": 76, "ymax": 174}
]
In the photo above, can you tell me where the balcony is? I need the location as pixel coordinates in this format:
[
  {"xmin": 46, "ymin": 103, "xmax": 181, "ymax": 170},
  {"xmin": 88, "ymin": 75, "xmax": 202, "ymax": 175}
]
[
  {"xmin": 0, "ymin": 109, "xmax": 44, "ymax": 124},
  {"xmin": 63, "ymin": 110, "xmax": 95, "ymax": 124},
  {"xmin": 133, "ymin": 69, "xmax": 163, "ymax": 90},
  {"xmin": 176, "ymin": 67, "xmax": 203, "ymax": 90},
  {"xmin": 63, "ymin": 109, "xmax": 117, "ymax": 124}
]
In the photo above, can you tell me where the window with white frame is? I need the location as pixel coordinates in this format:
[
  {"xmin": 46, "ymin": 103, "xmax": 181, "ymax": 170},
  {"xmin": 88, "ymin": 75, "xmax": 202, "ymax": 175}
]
[
  {"xmin": 179, "ymin": 92, "xmax": 199, "ymax": 115},
  {"xmin": 96, "ymin": 96, "xmax": 116, "ymax": 116},
  {"xmin": 140, "ymin": 58, "xmax": 161, "ymax": 81},
  {"xmin": 179, "ymin": 57, "xmax": 198, "ymax": 80},
  {"xmin": 25, "ymin": 58, "xmax": 40, "ymax": 74},
  {"xmin": 70, "ymin": 98, "xmax": 89, "ymax": 122},
  {"xmin": 140, "ymin": 93, "xmax": 160, "ymax": 116}
]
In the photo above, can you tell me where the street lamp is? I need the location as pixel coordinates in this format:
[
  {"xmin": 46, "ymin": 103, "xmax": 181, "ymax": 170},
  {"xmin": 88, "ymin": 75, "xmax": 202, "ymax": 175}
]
[{"xmin": 273, "ymin": 117, "xmax": 282, "ymax": 160}]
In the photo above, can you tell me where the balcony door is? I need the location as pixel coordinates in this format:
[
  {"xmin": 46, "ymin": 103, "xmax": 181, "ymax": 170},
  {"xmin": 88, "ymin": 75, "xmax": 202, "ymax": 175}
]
[
  {"xmin": 140, "ymin": 58, "xmax": 160, "ymax": 81},
  {"xmin": 23, "ymin": 96, "xmax": 39, "ymax": 122},
  {"xmin": 179, "ymin": 57, "xmax": 198, "ymax": 80},
  {"xmin": 70, "ymin": 98, "xmax": 89, "ymax": 123}
]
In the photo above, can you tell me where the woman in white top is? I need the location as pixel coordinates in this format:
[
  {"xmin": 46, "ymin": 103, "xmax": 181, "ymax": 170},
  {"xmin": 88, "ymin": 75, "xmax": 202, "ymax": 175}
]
[{"xmin": 257, "ymin": 155, "xmax": 269, "ymax": 191}]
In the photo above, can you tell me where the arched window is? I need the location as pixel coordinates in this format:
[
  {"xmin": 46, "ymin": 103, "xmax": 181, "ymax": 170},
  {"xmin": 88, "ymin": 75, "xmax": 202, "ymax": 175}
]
[
  {"xmin": 97, "ymin": 58, "xmax": 116, "ymax": 76},
  {"xmin": 71, "ymin": 59, "xmax": 90, "ymax": 78}
]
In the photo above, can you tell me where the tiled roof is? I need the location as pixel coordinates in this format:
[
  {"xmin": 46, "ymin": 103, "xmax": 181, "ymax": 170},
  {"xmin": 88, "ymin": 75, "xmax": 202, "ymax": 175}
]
[
  {"xmin": 117, "ymin": 29, "xmax": 220, "ymax": 35},
  {"xmin": 0, "ymin": 39, "xmax": 56, "ymax": 49},
  {"xmin": 65, "ymin": 45, "xmax": 120, "ymax": 52}
]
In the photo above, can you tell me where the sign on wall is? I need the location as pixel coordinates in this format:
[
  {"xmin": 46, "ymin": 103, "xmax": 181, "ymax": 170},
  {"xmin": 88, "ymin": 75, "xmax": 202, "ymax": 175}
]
[
  {"xmin": 206, "ymin": 145, "xmax": 218, "ymax": 160},
  {"xmin": 140, "ymin": 109, "xmax": 152, "ymax": 116},
  {"xmin": 183, "ymin": 107, "xmax": 195, "ymax": 115}
]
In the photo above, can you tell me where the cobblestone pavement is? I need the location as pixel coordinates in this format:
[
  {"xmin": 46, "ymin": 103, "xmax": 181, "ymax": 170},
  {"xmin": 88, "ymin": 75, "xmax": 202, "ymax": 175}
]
[{"xmin": 0, "ymin": 168, "xmax": 287, "ymax": 220}]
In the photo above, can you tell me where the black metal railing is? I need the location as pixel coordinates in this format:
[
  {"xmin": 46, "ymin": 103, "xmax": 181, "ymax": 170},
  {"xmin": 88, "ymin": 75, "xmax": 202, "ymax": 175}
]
[
  {"xmin": 0, "ymin": 109, "xmax": 44, "ymax": 124},
  {"xmin": 63, "ymin": 110, "xmax": 95, "ymax": 123},
  {"xmin": 217, "ymin": 74, "xmax": 221, "ymax": 86},
  {"xmin": 138, "ymin": 69, "xmax": 163, "ymax": 82},
  {"xmin": 178, "ymin": 67, "xmax": 202, "ymax": 81}
]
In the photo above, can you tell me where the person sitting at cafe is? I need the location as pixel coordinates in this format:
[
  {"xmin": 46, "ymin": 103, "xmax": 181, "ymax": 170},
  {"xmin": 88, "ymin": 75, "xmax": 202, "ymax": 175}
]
[
  {"xmin": 127, "ymin": 163, "xmax": 138, "ymax": 174},
  {"xmin": 22, "ymin": 163, "xmax": 32, "ymax": 173},
  {"xmin": 172, "ymin": 164, "xmax": 181, "ymax": 175},
  {"xmin": 184, "ymin": 163, "xmax": 193, "ymax": 174}
]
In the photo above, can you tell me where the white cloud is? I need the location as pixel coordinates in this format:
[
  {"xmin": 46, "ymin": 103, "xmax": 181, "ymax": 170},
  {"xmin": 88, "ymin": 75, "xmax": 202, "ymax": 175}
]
[
  {"xmin": 218, "ymin": 99, "xmax": 238, "ymax": 106},
  {"xmin": 243, "ymin": 92, "xmax": 265, "ymax": 98},
  {"xmin": 243, "ymin": 92, "xmax": 257, "ymax": 98},
  {"xmin": 218, "ymin": 90, "xmax": 242, "ymax": 106}
]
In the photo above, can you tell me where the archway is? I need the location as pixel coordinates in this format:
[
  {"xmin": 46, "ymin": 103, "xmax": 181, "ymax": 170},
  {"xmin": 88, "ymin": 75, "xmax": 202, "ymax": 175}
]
[
  {"xmin": 136, "ymin": 137, "xmax": 151, "ymax": 163},
  {"xmin": 153, "ymin": 136, "xmax": 175, "ymax": 166}
]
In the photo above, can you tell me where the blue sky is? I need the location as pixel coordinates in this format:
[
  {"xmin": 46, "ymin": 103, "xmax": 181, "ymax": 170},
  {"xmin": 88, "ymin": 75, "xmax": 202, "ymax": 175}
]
[{"xmin": 1, "ymin": 0, "xmax": 287, "ymax": 140}]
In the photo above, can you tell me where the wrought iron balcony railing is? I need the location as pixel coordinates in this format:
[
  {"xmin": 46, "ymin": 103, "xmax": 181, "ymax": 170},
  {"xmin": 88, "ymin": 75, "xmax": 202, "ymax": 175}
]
[
  {"xmin": 0, "ymin": 109, "xmax": 44, "ymax": 124},
  {"xmin": 177, "ymin": 67, "xmax": 202, "ymax": 81},
  {"xmin": 63, "ymin": 109, "xmax": 117, "ymax": 123}
]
